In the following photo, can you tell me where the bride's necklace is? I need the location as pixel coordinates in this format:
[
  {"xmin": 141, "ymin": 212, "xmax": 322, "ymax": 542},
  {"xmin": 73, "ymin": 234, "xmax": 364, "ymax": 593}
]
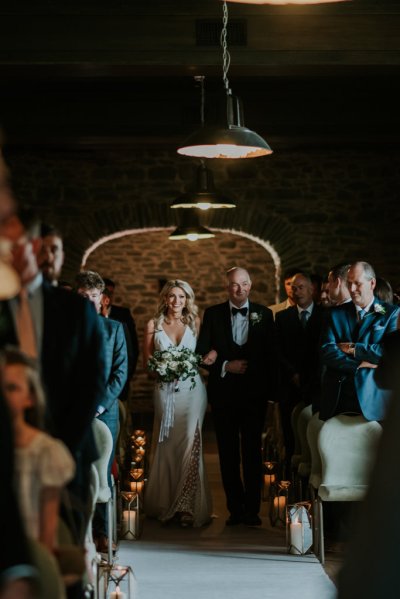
[{"xmin": 165, "ymin": 311, "xmax": 184, "ymax": 325}]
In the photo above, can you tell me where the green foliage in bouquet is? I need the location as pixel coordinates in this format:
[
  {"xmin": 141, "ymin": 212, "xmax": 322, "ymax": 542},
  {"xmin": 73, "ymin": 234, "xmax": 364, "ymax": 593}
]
[{"xmin": 147, "ymin": 346, "xmax": 202, "ymax": 390}]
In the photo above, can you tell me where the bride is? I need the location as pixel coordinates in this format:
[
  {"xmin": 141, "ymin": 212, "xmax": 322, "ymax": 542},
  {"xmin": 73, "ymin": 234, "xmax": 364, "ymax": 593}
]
[{"xmin": 143, "ymin": 279, "xmax": 215, "ymax": 528}]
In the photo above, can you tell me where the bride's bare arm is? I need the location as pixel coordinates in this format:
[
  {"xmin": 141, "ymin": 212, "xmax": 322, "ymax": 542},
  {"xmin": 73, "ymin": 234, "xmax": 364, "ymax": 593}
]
[{"xmin": 142, "ymin": 319, "xmax": 155, "ymax": 370}]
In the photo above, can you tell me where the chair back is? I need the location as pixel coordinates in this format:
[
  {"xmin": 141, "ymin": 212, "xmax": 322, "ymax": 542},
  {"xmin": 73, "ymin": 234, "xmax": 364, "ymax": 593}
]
[
  {"xmin": 296, "ymin": 404, "xmax": 313, "ymax": 477},
  {"xmin": 306, "ymin": 412, "xmax": 325, "ymax": 490},
  {"xmin": 92, "ymin": 418, "xmax": 113, "ymax": 503},
  {"xmin": 318, "ymin": 414, "xmax": 382, "ymax": 502},
  {"xmin": 290, "ymin": 400, "xmax": 305, "ymax": 468}
]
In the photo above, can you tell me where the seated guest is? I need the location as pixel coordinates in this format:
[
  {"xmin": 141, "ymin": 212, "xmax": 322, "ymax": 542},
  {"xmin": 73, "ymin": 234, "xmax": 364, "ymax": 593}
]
[
  {"xmin": 0, "ymin": 347, "xmax": 75, "ymax": 552},
  {"xmin": 320, "ymin": 261, "xmax": 400, "ymax": 422},
  {"xmin": 75, "ymin": 271, "xmax": 128, "ymax": 553}
]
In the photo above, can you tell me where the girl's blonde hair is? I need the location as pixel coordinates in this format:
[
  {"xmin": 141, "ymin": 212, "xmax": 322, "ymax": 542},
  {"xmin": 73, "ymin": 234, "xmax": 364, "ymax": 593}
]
[
  {"xmin": 154, "ymin": 279, "xmax": 198, "ymax": 335},
  {"xmin": 0, "ymin": 346, "xmax": 46, "ymax": 429}
]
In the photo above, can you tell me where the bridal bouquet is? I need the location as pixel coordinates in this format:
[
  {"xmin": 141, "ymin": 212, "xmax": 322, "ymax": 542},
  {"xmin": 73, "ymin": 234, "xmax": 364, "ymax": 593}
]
[{"xmin": 147, "ymin": 346, "xmax": 202, "ymax": 390}]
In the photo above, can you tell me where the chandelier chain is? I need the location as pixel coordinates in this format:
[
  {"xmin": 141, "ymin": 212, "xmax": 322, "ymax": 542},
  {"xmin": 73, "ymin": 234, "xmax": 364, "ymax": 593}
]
[{"xmin": 221, "ymin": 1, "xmax": 231, "ymax": 95}]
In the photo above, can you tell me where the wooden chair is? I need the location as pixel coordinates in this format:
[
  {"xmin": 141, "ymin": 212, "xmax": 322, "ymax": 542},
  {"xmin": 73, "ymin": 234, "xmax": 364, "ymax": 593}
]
[
  {"xmin": 92, "ymin": 418, "xmax": 115, "ymax": 565},
  {"xmin": 316, "ymin": 414, "xmax": 382, "ymax": 563}
]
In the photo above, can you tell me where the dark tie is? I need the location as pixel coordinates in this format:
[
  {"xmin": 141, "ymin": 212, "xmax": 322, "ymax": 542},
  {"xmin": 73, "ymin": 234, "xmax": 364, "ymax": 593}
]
[
  {"xmin": 232, "ymin": 306, "xmax": 248, "ymax": 316},
  {"xmin": 300, "ymin": 310, "xmax": 309, "ymax": 329}
]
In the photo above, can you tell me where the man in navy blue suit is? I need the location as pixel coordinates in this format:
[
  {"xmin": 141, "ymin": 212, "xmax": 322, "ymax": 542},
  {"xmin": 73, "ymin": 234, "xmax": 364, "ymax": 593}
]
[
  {"xmin": 320, "ymin": 261, "xmax": 400, "ymax": 422},
  {"xmin": 75, "ymin": 270, "xmax": 128, "ymax": 553}
]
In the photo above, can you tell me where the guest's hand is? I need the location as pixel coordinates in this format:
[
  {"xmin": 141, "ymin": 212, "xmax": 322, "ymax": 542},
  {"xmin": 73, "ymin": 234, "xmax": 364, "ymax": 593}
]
[
  {"xmin": 358, "ymin": 361, "xmax": 377, "ymax": 369},
  {"xmin": 225, "ymin": 359, "xmax": 248, "ymax": 374},
  {"xmin": 202, "ymin": 350, "xmax": 217, "ymax": 366},
  {"xmin": 338, "ymin": 342, "xmax": 356, "ymax": 356}
]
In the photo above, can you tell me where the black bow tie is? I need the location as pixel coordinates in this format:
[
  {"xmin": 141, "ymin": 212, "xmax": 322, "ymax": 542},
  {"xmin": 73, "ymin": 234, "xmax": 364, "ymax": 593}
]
[{"xmin": 232, "ymin": 306, "xmax": 248, "ymax": 316}]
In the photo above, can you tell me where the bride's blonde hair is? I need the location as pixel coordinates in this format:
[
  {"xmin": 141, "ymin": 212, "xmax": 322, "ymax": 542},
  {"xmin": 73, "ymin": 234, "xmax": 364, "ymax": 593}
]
[{"xmin": 154, "ymin": 279, "xmax": 198, "ymax": 335}]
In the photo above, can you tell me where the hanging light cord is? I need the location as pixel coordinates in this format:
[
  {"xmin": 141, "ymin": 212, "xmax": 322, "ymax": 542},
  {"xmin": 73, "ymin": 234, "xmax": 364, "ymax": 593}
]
[
  {"xmin": 221, "ymin": 1, "xmax": 232, "ymax": 95},
  {"xmin": 194, "ymin": 75, "xmax": 205, "ymax": 127}
]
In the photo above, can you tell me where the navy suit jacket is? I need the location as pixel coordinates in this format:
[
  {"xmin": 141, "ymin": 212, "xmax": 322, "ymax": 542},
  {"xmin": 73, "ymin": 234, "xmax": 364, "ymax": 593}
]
[
  {"xmin": 196, "ymin": 301, "xmax": 277, "ymax": 408},
  {"xmin": 275, "ymin": 304, "xmax": 325, "ymax": 405},
  {"xmin": 0, "ymin": 282, "xmax": 106, "ymax": 454},
  {"xmin": 320, "ymin": 300, "xmax": 400, "ymax": 421}
]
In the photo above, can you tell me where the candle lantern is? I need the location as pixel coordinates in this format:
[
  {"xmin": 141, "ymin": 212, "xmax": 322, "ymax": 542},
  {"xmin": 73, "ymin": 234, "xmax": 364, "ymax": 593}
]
[
  {"xmin": 287, "ymin": 502, "xmax": 313, "ymax": 555},
  {"xmin": 99, "ymin": 564, "xmax": 136, "ymax": 599},
  {"xmin": 120, "ymin": 491, "xmax": 141, "ymax": 540},
  {"xmin": 269, "ymin": 480, "xmax": 291, "ymax": 527},
  {"xmin": 262, "ymin": 461, "xmax": 277, "ymax": 501}
]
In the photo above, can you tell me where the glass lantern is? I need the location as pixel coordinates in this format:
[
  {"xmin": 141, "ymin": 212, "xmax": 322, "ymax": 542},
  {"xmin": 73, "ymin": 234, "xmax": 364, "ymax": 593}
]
[
  {"xmin": 287, "ymin": 501, "xmax": 313, "ymax": 555},
  {"xmin": 269, "ymin": 480, "xmax": 291, "ymax": 527}
]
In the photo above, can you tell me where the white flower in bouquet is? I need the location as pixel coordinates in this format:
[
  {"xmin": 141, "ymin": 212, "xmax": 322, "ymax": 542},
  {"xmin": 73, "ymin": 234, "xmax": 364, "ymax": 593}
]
[{"xmin": 148, "ymin": 346, "xmax": 202, "ymax": 390}]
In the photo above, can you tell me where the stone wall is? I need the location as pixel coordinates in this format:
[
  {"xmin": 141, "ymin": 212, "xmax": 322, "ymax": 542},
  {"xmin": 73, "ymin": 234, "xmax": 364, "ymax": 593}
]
[{"xmin": 6, "ymin": 145, "xmax": 400, "ymax": 410}]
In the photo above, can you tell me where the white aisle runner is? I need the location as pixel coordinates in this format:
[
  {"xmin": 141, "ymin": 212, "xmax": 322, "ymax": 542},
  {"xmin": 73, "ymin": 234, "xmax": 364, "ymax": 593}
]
[{"xmin": 116, "ymin": 454, "xmax": 336, "ymax": 599}]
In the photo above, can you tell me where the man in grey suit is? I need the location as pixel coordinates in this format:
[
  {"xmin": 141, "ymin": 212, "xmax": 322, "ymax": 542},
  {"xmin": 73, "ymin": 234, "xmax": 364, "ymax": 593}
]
[
  {"xmin": 320, "ymin": 261, "xmax": 400, "ymax": 422},
  {"xmin": 75, "ymin": 270, "xmax": 128, "ymax": 553}
]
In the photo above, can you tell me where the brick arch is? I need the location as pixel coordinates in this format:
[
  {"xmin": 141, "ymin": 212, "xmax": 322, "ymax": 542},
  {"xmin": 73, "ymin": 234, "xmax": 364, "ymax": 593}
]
[
  {"xmin": 81, "ymin": 226, "xmax": 284, "ymax": 408},
  {"xmin": 63, "ymin": 202, "xmax": 302, "ymax": 285}
]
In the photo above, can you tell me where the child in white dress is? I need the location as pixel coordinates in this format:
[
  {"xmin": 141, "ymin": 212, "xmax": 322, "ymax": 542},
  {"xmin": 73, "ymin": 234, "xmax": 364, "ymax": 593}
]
[{"xmin": 0, "ymin": 347, "xmax": 75, "ymax": 552}]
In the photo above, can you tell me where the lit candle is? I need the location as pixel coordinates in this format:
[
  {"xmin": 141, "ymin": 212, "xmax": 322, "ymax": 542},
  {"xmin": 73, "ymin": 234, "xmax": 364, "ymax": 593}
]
[
  {"xmin": 121, "ymin": 510, "xmax": 136, "ymax": 539},
  {"xmin": 263, "ymin": 473, "xmax": 276, "ymax": 495},
  {"xmin": 110, "ymin": 586, "xmax": 126, "ymax": 599},
  {"xmin": 289, "ymin": 520, "xmax": 303, "ymax": 555},
  {"xmin": 273, "ymin": 495, "xmax": 286, "ymax": 512},
  {"xmin": 130, "ymin": 480, "xmax": 144, "ymax": 494}
]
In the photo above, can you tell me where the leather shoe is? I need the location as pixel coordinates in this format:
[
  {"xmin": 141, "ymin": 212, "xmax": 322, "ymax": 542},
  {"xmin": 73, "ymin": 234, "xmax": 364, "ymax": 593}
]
[
  {"xmin": 225, "ymin": 514, "xmax": 243, "ymax": 526},
  {"xmin": 244, "ymin": 514, "xmax": 262, "ymax": 527}
]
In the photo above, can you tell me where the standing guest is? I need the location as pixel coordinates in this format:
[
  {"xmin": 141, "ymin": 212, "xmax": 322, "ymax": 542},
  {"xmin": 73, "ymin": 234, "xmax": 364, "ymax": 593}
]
[
  {"xmin": 320, "ymin": 278, "xmax": 333, "ymax": 308},
  {"xmin": 268, "ymin": 267, "xmax": 299, "ymax": 320},
  {"xmin": 0, "ymin": 348, "xmax": 75, "ymax": 552},
  {"xmin": 327, "ymin": 262, "xmax": 352, "ymax": 306},
  {"xmin": 102, "ymin": 277, "xmax": 139, "ymax": 401},
  {"xmin": 37, "ymin": 224, "xmax": 65, "ymax": 286},
  {"xmin": 275, "ymin": 272, "xmax": 325, "ymax": 464},
  {"xmin": 143, "ymin": 280, "xmax": 213, "ymax": 528},
  {"xmin": 374, "ymin": 277, "xmax": 394, "ymax": 304},
  {"xmin": 197, "ymin": 267, "xmax": 277, "ymax": 526},
  {"xmin": 320, "ymin": 261, "xmax": 400, "ymax": 422},
  {"xmin": 75, "ymin": 270, "xmax": 128, "ymax": 552}
]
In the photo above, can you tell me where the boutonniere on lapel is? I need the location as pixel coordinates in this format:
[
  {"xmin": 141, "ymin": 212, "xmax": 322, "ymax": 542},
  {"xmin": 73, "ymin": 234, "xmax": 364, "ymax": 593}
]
[
  {"xmin": 249, "ymin": 312, "xmax": 262, "ymax": 325},
  {"xmin": 373, "ymin": 304, "xmax": 386, "ymax": 315}
]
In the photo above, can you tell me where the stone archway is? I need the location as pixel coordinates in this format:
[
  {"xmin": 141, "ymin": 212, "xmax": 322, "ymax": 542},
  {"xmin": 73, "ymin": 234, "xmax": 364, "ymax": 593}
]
[{"xmin": 83, "ymin": 227, "xmax": 280, "ymax": 411}]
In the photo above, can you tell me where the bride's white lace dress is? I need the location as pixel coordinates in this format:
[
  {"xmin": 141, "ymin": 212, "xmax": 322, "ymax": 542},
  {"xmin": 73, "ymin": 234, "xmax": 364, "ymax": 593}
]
[{"xmin": 144, "ymin": 325, "xmax": 212, "ymax": 527}]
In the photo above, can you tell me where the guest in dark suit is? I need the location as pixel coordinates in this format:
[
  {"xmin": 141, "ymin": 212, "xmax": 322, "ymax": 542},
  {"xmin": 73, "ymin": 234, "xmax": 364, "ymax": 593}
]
[
  {"xmin": 320, "ymin": 261, "xmax": 400, "ymax": 422},
  {"xmin": 75, "ymin": 270, "xmax": 128, "ymax": 552},
  {"xmin": 103, "ymin": 277, "xmax": 139, "ymax": 401},
  {"xmin": 275, "ymin": 272, "xmax": 325, "ymax": 464},
  {"xmin": 197, "ymin": 267, "xmax": 277, "ymax": 526}
]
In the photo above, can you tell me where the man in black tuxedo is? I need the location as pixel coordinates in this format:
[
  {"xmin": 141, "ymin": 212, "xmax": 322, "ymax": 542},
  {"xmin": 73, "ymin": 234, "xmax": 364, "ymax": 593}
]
[
  {"xmin": 275, "ymin": 272, "xmax": 325, "ymax": 466},
  {"xmin": 197, "ymin": 267, "xmax": 277, "ymax": 526}
]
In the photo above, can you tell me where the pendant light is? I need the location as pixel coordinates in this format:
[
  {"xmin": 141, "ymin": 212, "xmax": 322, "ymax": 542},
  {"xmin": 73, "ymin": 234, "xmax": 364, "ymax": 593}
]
[
  {"xmin": 169, "ymin": 210, "xmax": 215, "ymax": 241},
  {"xmin": 177, "ymin": 2, "xmax": 272, "ymax": 159},
  {"xmin": 171, "ymin": 161, "xmax": 236, "ymax": 210}
]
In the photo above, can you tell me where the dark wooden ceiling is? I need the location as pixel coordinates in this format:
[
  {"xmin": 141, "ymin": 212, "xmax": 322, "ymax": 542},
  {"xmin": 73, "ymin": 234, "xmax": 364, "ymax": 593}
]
[{"xmin": 1, "ymin": 0, "xmax": 400, "ymax": 150}]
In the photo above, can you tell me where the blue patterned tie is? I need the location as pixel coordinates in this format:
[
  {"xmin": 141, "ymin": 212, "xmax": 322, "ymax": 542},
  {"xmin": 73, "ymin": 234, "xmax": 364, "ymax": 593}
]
[{"xmin": 358, "ymin": 308, "xmax": 366, "ymax": 321}]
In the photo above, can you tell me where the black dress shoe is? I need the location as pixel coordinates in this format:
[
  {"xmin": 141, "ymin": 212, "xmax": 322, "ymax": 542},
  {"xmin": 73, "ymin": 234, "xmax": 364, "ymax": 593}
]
[
  {"xmin": 243, "ymin": 514, "xmax": 262, "ymax": 526},
  {"xmin": 225, "ymin": 514, "xmax": 243, "ymax": 526}
]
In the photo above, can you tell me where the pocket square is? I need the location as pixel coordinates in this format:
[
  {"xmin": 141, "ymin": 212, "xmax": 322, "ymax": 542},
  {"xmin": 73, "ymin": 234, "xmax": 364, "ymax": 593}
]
[{"xmin": 372, "ymin": 325, "xmax": 385, "ymax": 331}]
